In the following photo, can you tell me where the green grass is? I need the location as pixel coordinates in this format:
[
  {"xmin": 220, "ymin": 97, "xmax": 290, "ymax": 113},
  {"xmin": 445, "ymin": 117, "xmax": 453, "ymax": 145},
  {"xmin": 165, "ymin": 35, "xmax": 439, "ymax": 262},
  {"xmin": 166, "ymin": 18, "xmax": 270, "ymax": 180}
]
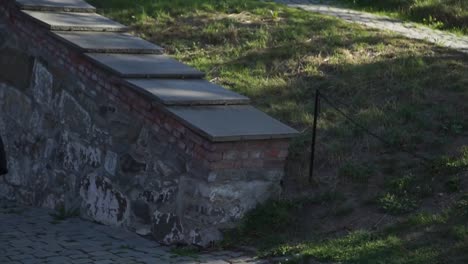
[
  {"xmin": 337, "ymin": 0, "xmax": 468, "ymax": 35},
  {"xmin": 170, "ymin": 247, "xmax": 200, "ymax": 259},
  {"xmin": 89, "ymin": 0, "xmax": 468, "ymax": 171},
  {"xmin": 86, "ymin": 0, "xmax": 468, "ymax": 262},
  {"xmin": 233, "ymin": 194, "xmax": 468, "ymax": 263}
]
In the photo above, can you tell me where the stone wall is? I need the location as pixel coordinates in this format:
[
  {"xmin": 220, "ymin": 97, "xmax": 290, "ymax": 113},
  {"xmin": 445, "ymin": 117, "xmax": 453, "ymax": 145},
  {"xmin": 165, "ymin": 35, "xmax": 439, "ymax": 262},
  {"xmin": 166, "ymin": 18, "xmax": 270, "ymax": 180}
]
[{"xmin": 0, "ymin": 0, "xmax": 297, "ymax": 246}]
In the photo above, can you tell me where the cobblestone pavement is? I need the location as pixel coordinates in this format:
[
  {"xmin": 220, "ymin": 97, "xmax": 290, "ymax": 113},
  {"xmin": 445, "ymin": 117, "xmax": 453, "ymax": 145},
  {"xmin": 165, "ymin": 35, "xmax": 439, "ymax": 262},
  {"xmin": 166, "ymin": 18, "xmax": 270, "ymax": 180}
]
[
  {"xmin": 0, "ymin": 202, "xmax": 266, "ymax": 264},
  {"xmin": 274, "ymin": 0, "xmax": 468, "ymax": 54}
]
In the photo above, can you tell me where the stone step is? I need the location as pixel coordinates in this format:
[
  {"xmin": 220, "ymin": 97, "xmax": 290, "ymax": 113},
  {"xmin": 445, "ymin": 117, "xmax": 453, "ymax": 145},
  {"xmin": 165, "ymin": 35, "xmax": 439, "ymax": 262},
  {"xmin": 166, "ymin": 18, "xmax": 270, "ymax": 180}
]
[
  {"xmin": 167, "ymin": 105, "xmax": 298, "ymax": 142},
  {"xmin": 124, "ymin": 79, "xmax": 250, "ymax": 106},
  {"xmin": 51, "ymin": 32, "xmax": 164, "ymax": 54},
  {"xmin": 16, "ymin": 0, "xmax": 96, "ymax": 12},
  {"xmin": 85, "ymin": 53, "xmax": 205, "ymax": 78},
  {"xmin": 21, "ymin": 10, "xmax": 128, "ymax": 32}
]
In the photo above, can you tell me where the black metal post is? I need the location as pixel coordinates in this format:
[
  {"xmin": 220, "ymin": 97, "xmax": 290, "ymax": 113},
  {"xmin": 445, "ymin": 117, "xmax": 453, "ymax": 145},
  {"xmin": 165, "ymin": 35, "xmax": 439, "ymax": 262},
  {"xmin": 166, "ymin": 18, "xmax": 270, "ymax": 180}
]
[
  {"xmin": 0, "ymin": 135, "xmax": 7, "ymax": 175},
  {"xmin": 309, "ymin": 90, "xmax": 320, "ymax": 183}
]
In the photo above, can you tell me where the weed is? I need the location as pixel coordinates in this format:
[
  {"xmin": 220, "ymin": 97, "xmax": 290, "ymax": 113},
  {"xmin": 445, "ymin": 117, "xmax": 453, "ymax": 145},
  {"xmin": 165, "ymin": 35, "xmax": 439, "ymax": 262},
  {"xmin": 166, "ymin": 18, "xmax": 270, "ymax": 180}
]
[
  {"xmin": 450, "ymin": 225, "xmax": 468, "ymax": 241},
  {"xmin": 223, "ymin": 193, "xmax": 347, "ymax": 251},
  {"xmin": 447, "ymin": 146, "xmax": 468, "ymax": 169},
  {"xmin": 453, "ymin": 193, "xmax": 468, "ymax": 217},
  {"xmin": 49, "ymin": 205, "xmax": 80, "ymax": 221},
  {"xmin": 222, "ymin": 199, "xmax": 299, "ymax": 249},
  {"xmin": 422, "ymin": 15, "xmax": 445, "ymax": 29},
  {"xmin": 446, "ymin": 175, "xmax": 461, "ymax": 193},
  {"xmin": 119, "ymin": 244, "xmax": 136, "ymax": 250},
  {"xmin": 378, "ymin": 192, "xmax": 419, "ymax": 214},
  {"xmin": 170, "ymin": 246, "xmax": 200, "ymax": 258}
]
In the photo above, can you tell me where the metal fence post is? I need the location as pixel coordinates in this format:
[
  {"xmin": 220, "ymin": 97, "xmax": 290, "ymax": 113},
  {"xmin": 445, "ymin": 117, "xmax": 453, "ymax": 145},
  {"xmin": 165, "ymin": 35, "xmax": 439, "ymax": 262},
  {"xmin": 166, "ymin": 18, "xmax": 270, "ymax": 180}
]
[{"xmin": 309, "ymin": 90, "xmax": 320, "ymax": 183}]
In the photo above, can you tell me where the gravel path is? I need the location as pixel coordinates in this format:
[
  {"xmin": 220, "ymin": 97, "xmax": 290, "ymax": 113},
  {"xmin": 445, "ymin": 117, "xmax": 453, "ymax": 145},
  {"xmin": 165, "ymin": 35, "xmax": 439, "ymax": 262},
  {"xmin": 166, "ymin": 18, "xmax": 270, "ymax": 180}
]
[{"xmin": 275, "ymin": 0, "xmax": 468, "ymax": 54}]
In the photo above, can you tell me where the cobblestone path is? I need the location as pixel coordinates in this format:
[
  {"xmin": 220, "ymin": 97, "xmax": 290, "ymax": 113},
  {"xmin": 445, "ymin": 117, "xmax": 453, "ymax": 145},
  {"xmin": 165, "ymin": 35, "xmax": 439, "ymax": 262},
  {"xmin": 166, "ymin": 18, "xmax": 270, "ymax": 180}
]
[
  {"xmin": 274, "ymin": 0, "xmax": 468, "ymax": 54},
  {"xmin": 0, "ymin": 203, "xmax": 265, "ymax": 264}
]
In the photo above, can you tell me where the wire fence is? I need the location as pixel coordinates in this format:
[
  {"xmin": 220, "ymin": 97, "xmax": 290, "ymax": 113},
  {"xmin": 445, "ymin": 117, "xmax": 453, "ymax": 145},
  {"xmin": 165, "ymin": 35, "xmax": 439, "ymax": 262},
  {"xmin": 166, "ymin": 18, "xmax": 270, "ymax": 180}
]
[{"xmin": 308, "ymin": 89, "xmax": 433, "ymax": 183}]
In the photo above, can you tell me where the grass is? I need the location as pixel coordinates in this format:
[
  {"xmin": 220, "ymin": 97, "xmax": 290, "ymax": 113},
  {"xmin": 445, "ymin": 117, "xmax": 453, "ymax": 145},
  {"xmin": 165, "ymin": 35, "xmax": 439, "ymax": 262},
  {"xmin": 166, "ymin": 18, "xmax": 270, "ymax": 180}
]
[
  {"xmin": 170, "ymin": 247, "xmax": 200, "ymax": 259},
  {"xmin": 88, "ymin": 0, "xmax": 468, "ymax": 177},
  {"xmin": 229, "ymin": 194, "xmax": 468, "ymax": 263},
  {"xmin": 337, "ymin": 0, "xmax": 468, "ymax": 35},
  {"xmin": 87, "ymin": 0, "xmax": 468, "ymax": 262}
]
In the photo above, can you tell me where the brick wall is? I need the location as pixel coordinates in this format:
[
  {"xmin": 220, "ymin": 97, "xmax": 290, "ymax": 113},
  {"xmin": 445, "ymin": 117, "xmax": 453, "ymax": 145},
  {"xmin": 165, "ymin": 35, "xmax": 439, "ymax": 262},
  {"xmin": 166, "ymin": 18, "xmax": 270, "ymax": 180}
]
[{"xmin": 0, "ymin": 0, "xmax": 293, "ymax": 246}]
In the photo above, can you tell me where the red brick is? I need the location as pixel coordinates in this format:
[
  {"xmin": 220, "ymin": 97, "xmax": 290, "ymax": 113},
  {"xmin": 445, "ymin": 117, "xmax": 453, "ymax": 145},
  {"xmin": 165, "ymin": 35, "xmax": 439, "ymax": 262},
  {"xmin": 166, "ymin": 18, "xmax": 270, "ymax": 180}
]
[{"xmin": 263, "ymin": 160, "xmax": 286, "ymax": 169}]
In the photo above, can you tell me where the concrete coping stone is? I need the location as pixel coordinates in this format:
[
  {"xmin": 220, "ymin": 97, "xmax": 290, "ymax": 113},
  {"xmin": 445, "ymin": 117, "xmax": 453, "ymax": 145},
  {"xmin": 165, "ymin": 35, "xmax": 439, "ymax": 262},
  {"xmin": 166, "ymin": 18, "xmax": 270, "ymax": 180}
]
[
  {"xmin": 20, "ymin": 10, "xmax": 128, "ymax": 32},
  {"xmin": 167, "ymin": 105, "xmax": 299, "ymax": 141},
  {"xmin": 16, "ymin": 0, "xmax": 96, "ymax": 12},
  {"xmin": 51, "ymin": 31, "xmax": 164, "ymax": 54},
  {"xmin": 12, "ymin": 0, "xmax": 298, "ymax": 143},
  {"xmin": 85, "ymin": 53, "xmax": 205, "ymax": 78},
  {"xmin": 124, "ymin": 79, "xmax": 250, "ymax": 106}
]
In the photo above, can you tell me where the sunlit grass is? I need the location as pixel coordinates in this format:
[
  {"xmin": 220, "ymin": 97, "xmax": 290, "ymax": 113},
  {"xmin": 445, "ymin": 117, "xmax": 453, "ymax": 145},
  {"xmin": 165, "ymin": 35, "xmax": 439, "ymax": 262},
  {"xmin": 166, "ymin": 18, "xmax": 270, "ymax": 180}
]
[
  {"xmin": 87, "ymin": 0, "xmax": 468, "ymax": 261},
  {"xmin": 338, "ymin": 0, "xmax": 468, "ymax": 35}
]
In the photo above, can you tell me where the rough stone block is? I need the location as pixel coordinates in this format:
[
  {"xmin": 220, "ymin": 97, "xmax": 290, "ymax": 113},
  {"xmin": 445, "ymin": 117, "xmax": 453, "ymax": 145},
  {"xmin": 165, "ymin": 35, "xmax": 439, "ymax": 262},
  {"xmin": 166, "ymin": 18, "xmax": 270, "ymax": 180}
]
[
  {"xmin": 84, "ymin": 53, "xmax": 204, "ymax": 78},
  {"xmin": 125, "ymin": 79, "xmax": 250, "ymax": 106},
  {"xmin": 80, "ymin": 173, "xmax": 130, "ymax": 226},
  {"xmin": 21, "ymin": 10, "xmax": 128, "ymax": 31}
]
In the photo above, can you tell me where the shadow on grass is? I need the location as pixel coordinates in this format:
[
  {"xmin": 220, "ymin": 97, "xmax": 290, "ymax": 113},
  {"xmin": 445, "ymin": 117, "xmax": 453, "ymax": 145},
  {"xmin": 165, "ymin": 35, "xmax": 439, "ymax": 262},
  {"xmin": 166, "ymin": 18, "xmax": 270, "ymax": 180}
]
[
  {"xmin": 90, "ymin": 0, "xmax": 468, "ymax": 190},
  {"xmin": 87, "ymin": 1, "xmax": 468, "ymax": 261},
  {"xmin": 225, "ymin": 193, "xmax": 468, "ymax": 264}
]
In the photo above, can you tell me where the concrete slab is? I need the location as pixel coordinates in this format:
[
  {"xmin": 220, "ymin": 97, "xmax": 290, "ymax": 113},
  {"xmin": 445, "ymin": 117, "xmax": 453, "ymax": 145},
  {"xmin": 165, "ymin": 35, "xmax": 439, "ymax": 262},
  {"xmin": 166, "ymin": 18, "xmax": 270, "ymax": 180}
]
[
  {"xmin": 21, "ymin": 10, "xmax": 127, "ymax": 32},
  {"xmin": 167, "ymin": 105, "xmax": 298, "ymax": 141},
  {"xmin": 125, "ymin": 79, "xmax": 250, "ymax": 106},
  {"xmin": 85, "ymin": 53, "xmax": 204, "ymax": 78},
  {"xmin": 51, "ymin": 32, "xmax": 163, "ymax": 54},
  {"xmin": 16, "ymin": 0, "xmax": 95, "ymax": 12}
]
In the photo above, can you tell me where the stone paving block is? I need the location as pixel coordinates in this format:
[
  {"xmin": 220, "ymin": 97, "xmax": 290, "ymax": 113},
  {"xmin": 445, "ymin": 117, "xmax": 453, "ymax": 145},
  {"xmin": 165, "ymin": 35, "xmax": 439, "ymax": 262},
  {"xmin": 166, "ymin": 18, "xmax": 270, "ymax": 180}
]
[
  {"xmin": 84, "ymin": 53, "xmax": 204, "ymax": 78},
  {"xmin": 71, "ymin": 259, "xmax": 94, "ymax": 264},
  {"xmin": 167, "ymin": 105, "xmax": 299, "ymax": 142},
  {"xmin": 21, "ymin": 10, "xmax": 128, "ymax": 32},
  {"xmin": 51, "ymin": 32, "xmax": 164, "ymax": 54},
  {"xmin": 69, "ymin": 253, "xmax": 90, "ymax": 259},
  {"xmin": 125, "ymin": 79, "xmax": 250, "ymax": 106},
  {"xmin": 197, "ymin": 258, "xmax": 230, "ymax": 264},
  {"xmin": 0, "ymin": 204, "xmax": 263, "ymax": 264},
  {"xmin": 45, "ymin": 256, "xmax": 73, "ymax": 263},
  {"xmin": 92, "ymin": 260, "xmax": 115, "ymax": 264},
  {"xmin": 173, "ymin": 261, "xmax": 200, "ymax": 264},
  {"xmin": 89, "ymin": 251, "xmax": 115, "ymax": 257},
  {"xmin": 16, "ymin": 0, "xmax": 95, "ymax": 12},
  {"xmin": 33, "ymin": 250, "xmax": 59, "ymax": 258},
  {"xmin": 8, "ymin": 254, "xmax": 34, "ymax": 260},
  {"xmin": 16, "ymin": 259, "xmax": 45, "ymax": 264}
]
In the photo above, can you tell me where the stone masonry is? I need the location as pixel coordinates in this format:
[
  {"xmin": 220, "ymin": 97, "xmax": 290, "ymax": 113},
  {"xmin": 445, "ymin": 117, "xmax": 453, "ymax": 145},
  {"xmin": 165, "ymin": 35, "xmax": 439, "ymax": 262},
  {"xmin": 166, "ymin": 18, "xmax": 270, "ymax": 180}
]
[{"xmin": 0, "ymin": 0, "xmax": 298, "ymax": 246}]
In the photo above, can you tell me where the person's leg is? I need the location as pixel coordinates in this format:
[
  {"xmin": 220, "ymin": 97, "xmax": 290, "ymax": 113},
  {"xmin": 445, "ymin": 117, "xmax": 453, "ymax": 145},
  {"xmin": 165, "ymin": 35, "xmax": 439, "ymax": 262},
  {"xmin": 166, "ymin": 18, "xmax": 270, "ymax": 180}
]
[{"xmin": 0, "ymin": 135, "xmax": 7, "ymax": 175}]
